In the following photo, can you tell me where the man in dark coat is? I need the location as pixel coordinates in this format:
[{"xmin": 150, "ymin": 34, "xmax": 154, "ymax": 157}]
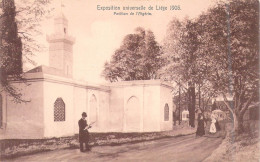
[{"xmin": 78, "ymin": 112, "xmax": 91, "ymax": 152}]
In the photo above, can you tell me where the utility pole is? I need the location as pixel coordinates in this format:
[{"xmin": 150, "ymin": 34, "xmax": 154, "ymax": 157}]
[
  {"xmin": 179, "ymin": 83, "xmax": 181, "ymax": 125},
  {"xmin": 199, "ymin": 83, "xmax": 201, "ymax": 112}
]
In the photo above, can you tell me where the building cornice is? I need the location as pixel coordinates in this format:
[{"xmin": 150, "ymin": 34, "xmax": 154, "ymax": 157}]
[
  {"xmin": 107, "ymin": 80, "xmax": 173, "ymax": 89},
  {"xmin": 10, "ymin": 73, "xmax": 110, "ymax": 93}
]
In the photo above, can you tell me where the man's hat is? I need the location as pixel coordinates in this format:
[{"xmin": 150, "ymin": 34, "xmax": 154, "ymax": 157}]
[{"xmin": 82, "ymin": 112, "xmax": 87, "ymax": 117}]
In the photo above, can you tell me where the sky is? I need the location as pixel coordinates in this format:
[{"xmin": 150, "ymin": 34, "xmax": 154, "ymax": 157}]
[{"xmin": 26, "ymin": 0, "xmax": 216, "ymax": 83}]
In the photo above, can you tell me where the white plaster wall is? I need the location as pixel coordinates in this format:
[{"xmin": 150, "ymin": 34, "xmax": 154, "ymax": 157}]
[
  {"xmin": 87, "ymin": 89, "xmax": 100, "ymax": 132},
  {"xmin": 123, "ymin": 86, "xmax": 144, "ymax": 132},
  {"xmin": 49, "ymin": 42, "xmax": 64, "ymax": 70},
  {"xmin": 73, "ymin": 87, "xmax": 88, "ymax": 134},
  {"xmin": 1, "ymin": 78, "xmax": 173, "ymax": 139},
  {"xmin": 84, "ymin": 89, "xmax": 110, "ymax": 133},
  {"xmin": 109, "ymin": 82, "xmax": 171, "ymax": 133},
  {"xmin": 63, "ymin": 48, "xmax": 73, "ymax": 77},
  {"xmin": 96, "ymin": 91, "xmax": 110, "ymax": 132},
  {"xmin": 43, "ymin": 81, "xmax": 74, "ymax": 137},
  {"xmin": 143, "ymin": 85, "xmax": 161, "ymax": 132},
  {"xmin": 160, "ymin": 86, "xmax": 173, "ymax": 131},
  {"xmin": 109, "ymin": 87, "xmax": 124, "ymax": 132},
  {"xmin": 87, "ymin": 90, "xmax": 99, "ymax": 132},
  {"xmin": 0, "ymin": 81, "xmax": 44, "ymax": 139}
]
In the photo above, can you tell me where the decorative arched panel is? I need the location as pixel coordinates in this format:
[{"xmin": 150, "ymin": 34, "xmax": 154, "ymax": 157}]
[
  {"xmin": 89, "ymin": 94, "xmax": 98, "ymax": 124},
  {"xmin": 54, "ymin": 98, "xmax": 65, "ymax": 122},
  {"xmin": 125, "ymin": 96, "xmax": 140, "ymax": 132}
]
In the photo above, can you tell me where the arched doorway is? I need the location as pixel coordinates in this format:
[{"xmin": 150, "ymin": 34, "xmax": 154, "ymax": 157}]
[
  {"xmin": 125, "ymin": 96, "xmax": 140, "ymax": 132},
  {"xmin": 89, "ymin": 94, "xmax": 98, "ymax": 125}
]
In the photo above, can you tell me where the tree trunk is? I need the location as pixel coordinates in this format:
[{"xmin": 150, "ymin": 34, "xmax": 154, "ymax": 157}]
[
  {"xmin": 188, "ymin": 85, "xmax": 195, "ymax": 127},
  {"xmin": 173, "ymin": 111, "xmax": 176, "ymax": 126},
  {"xmin": 222, "ymin": 93, "xmax": 247, "ymax": 134},
  {"xmin": 233, "ymin": 113, "xmax": 244, "ymax": 134}
]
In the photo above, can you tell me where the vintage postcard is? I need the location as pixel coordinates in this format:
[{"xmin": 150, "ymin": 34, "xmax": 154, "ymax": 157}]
[{"xmin": 0, "ymin": 0, "xmax": 259, "ymax": 161}]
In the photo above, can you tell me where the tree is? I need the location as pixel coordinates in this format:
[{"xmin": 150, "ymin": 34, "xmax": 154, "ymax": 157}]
[
  {"xmin": 196, "ymin": 0, "xmax": 259, "ymax": 133},
  {"xmin": 102, "ymin": 27, "xmax": 163, "ymax": 82},
  {"xmin": 161, "ymin": 0, "xmax": 259, "ymax": 133},
  {"xmin": 0, "ymin": 0, "xmax": 23, "ymax": 102},
  {"xmin": 0, "ymin": 0, "xmax": 52, "ymax": 102},
  {"xmin": 161, "ymin": 18, "xmax": 205, "ymax": 127}
]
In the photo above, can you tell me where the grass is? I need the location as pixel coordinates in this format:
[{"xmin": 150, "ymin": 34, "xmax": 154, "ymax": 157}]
[
  {"xmin": 0, "ymin": 127, "xmax": 196, "ymax": 160},
  {"xmin": 203, "ymin": 121, "xmax": 259, "ymax": 162}
]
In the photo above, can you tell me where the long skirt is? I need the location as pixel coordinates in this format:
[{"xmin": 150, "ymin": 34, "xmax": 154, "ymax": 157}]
[
  {"xmin": 209, "ymin": 123, "xmax": 216, "ymax": 133},
  {"xmin": 196, "ymin": 120, "xmax": 205, "ymax": 136}
]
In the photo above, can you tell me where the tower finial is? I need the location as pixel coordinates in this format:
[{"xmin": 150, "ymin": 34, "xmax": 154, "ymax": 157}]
[{"xmin": 60, "ymin": 0, "xmax": 65, "ymax": 13}]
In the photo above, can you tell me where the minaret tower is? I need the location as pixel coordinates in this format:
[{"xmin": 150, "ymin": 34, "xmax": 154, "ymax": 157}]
[{"xmin": 46, "ymin": 4, "xmax": 75, "ymax": 78}]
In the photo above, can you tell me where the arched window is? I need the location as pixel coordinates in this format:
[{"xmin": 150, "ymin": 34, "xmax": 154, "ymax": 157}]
[
  {"xmin": 164, "ymin": 103, "xmax": 169, "ymax": 121},
  {"xmin": 54, "ymin": 98, "xmax": 65, "ymax": 122},
  {"xmin": 0, "ymin": 94, "xmax": 2, "ymax": 127}
]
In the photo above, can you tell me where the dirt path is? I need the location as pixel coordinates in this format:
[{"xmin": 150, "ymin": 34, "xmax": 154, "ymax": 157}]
[{"xmin": 3, "ymin": 134, "xmax": 223, "ymax": 162}]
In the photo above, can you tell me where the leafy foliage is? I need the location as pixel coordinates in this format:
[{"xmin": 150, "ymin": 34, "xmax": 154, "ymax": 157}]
[
  {"xmin": 15, "ymin": 0, "xmax": 53, "ymax": 66},
  {"xmin": 198, "ymin": 0, "xmax": 259, "ymax": 133},
  {"xmin": 0, "ymin": 0, "xmax": 52, "ymax": 102},
  {"xmin": 161, "ymin": 0, "xmax": 259, "ymax": 133},
  {"xmin": 102, "ymin": 27, "xmax": 163, "ymax": 82},
  {"xmin": 0, "ymin": 0, "xmax": 24, "ymax": 102}
]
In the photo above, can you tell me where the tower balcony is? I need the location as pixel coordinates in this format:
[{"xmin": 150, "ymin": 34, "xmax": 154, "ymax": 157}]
[{"xmin": 46, "ymin": 33, "xmax": 75, "ymax": 45}]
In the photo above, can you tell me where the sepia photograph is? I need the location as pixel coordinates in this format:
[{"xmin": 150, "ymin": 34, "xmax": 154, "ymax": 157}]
[{"xmin": 0, "ymin": 0, "xmax": 259, "ymax": 161}]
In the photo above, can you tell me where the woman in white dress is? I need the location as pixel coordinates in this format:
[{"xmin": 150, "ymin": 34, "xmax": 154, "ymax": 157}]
[{"xmin": 209, "ymin": 117, "xmax": 217, "ymax": 133}]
